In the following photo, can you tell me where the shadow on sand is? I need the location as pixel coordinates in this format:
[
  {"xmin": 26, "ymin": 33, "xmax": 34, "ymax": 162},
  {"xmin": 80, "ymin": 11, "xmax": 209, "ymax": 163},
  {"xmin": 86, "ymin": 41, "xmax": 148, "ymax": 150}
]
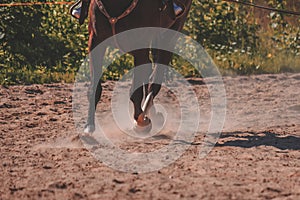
[
  {"xmin": 78, "ymin": 131, "xmax": 300, "ymax": 151},
  {"xmin": 217, "ymin": 131, "xmax": 300, "ymax": 150}
]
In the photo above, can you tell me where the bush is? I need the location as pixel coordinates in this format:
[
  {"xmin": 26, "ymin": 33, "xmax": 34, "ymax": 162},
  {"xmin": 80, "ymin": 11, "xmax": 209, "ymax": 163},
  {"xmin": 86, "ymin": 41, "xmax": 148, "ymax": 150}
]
[
  {"xmin": 0, "ymin": 0, "xmax": 88, "ymax": 84},
  {"xmin": 0, "ymin": 0, "xmax": 299, "ymax": 84}
]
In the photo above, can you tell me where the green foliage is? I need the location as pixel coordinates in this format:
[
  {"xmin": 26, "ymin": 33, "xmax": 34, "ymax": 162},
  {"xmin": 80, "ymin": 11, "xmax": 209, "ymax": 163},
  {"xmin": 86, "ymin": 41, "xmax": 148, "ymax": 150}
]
[
  {"xmin": 176, "ymin": 0, "xmax": 300, "ymax": 75},
  {"xmin": 184, "ymin": 0, "xmax": 259, "ymax": 52},
  {"xmin": 101, "ymin": 49, "xmax": 134, "ymax": 81},
  {"xmin": 175, "ymin": 0, "xmax": 260, "ymax": 75},
  {"xmin": 0, "ymin": 0, "xmax": 299, "ymax": 85},
  {"xmin": 0, "ymin": 0, "xmax": 88, "ymax": 84},
  {"xmin": 267, "ymin": 0, "xmax": 300, "ymax": 55}
]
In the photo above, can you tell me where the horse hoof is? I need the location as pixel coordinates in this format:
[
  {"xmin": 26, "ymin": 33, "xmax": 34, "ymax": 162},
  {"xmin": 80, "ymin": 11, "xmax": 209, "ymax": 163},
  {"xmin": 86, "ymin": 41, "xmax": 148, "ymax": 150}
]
[
  {"xmin": 133, "ymin": 113, "xmax": 152, "ymax": 133},
  {"xmin": 133, "ymin": 121, "xmax": 152, "ymax": 133},
  {"xmin": 84, "ymin": 124, "xmax": 95, "ymax": 133}
]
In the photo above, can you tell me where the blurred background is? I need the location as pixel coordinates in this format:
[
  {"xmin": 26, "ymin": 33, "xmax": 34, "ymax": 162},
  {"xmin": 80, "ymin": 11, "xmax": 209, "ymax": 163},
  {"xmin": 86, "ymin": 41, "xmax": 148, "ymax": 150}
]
[{"xmin": 0, "ymin": 0, "xmax": 299, "ymax": 85}]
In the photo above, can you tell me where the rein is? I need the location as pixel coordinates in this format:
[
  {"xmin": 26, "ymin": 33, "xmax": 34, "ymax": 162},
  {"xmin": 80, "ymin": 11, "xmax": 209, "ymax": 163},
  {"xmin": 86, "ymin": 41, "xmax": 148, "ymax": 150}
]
[{"xmin": 224, "ymin": 0, "xmax": 300, "ymax": 16}]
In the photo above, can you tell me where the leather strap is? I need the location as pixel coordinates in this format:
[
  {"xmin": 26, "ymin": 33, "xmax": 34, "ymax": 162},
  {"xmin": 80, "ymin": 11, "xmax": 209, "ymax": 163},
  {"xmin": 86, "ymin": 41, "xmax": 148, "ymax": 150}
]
[{"xmin": 95, "ymin": 0, "xmax": 139, "ymax": 35}]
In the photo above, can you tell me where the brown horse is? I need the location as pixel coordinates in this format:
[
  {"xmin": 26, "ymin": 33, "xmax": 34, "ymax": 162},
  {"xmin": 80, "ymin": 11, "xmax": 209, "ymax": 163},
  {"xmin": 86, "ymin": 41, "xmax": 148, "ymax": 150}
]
[{"xmin": 84, "ymin": 0, "xmax": 192, "ymax": 133}]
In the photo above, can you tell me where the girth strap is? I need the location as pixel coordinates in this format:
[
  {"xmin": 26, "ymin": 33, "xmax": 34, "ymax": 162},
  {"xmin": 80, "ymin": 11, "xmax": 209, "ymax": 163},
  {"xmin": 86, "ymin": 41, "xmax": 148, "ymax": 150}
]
[{"xmin": 95, "ymin": 0, "xmax": 139, "ymax": 35}]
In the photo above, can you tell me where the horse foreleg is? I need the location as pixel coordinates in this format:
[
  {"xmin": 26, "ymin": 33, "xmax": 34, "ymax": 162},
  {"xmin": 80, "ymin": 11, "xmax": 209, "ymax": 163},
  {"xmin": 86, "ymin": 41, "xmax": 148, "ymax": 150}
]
[
  {"xmin": 85, "ymin": 41, "xmax": 104, "ymax": 133},
  {"xmin": 140, "ymin": 49, "xmax": 172, "ymax": 128},
  {"xmin": 85, "ymin": 74, "xmax": 102, "ymax": 133},
  {"xmin": 144, "ymin": 49, "xmax": 172, "ymax": 109},
  {"xmin": 130, "ymin": 49, "xmax": 152, "ymax": 129}
]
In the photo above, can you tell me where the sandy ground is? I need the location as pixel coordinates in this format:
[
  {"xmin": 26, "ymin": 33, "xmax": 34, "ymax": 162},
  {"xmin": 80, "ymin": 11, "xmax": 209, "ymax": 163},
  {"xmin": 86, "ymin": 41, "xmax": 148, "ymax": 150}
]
[{"xmin": 0, "ymin": 73, "xmax": 299, "ymax": 199}]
